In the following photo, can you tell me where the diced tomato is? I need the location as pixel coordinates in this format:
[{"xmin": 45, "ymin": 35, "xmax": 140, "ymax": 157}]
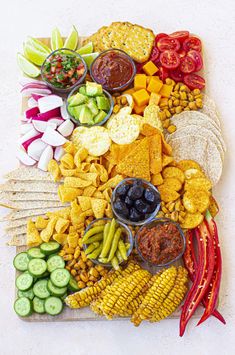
[
  {"xmin": 51, "ymin": 66, "xmax": 56, "ymax": 74},
  {"xmin": 169, "ymin": 31, "xmax": 189, "ymax": 43},
  {"xmin": 178, "ymin": 50, "xmax": 186, "ymax": 58},
  {"xmin": 187, "ymin": 50, "xmax": 203, "ymax": 72},
  {"xmin": 160, "ymin": 50, "xmax": 180, "ymax": 69},
  {"xmin": 158, "ymin": 67, "xmax": 169, "ymax": 81},
  {"xmin": 180, "ymin": 56, "xmax": 196, "ymax": 73},
  {"xmin": 184, "ymin": 73, "xmax": 205, "ymax": 90},
  {"xmin": 57, "ymin": 62, "xmax": 62, "ymax": 68},
  {"xmin": 170, "ymin": 68, "xmax": 184, "ymax": 82},
  {"xmin": 77, "ymin": 63, "xmax": 84, "ymax": 70},
  {"xmin": 155, "ymin": 33, "xmax": 168, "ymax": 45},
  {"xmin": 157, "ymin": 37, "xmax": 180, "ymax": 52},
  {"xmin": 150, "ymin": 47, "xmax": 160, "ymax": 62},
  {"xmin": 183, "ymin": 36, "xmax": 202, "ymax": 52}
]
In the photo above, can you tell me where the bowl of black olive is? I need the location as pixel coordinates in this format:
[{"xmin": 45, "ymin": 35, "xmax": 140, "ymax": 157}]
[{"xmin": 111, "ymin": 178, "xmax": 161, "ymax": 226}]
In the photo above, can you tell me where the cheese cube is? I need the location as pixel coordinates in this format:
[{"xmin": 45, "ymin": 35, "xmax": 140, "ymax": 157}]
[
  {"xmin": 133, "ymin": 89, "xmax": 150, "ymax": 107},
  {"xmin": 159, "ymin": 84, "xmax": 173, "ymax": 98},
  {"xmin": 149, "ymin": 92, "xmax": 161, "ymax": 105},
  {"xmin": 133, "ymin": 104, "xmax": 147, "ymax": 115},
  {"xmin": 142, "ymin": 61, "xmax": 158, "ymax": 76},
  {"xmin": 147, "ymin": 77, "xmax": 163, "ymax": 93},
  {"xmin": 134, "ymin": 74, "xmax": 147, "ymax": 90},
  {"xmin": 123, "ymin": 88, "xmax": 136, "ymax": 95}
]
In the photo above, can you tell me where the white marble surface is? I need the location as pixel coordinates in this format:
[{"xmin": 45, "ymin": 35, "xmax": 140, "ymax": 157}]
[{"xmin": 0, "ymin": 0, "xmax": 235, "ymax": 354}]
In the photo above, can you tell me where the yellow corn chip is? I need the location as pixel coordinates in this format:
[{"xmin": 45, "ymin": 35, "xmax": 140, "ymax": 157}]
[
  {"xmin": 161, "ymin": 133, "xmax": 173, "ymax": 156},
  {"xmin": 74, "ymin": 148, "xmax": 88, "ymax": 167},
  {"xmin": 46, "ymin": 207, "xmax": 71, "ymax": 220},
  {"xmin": 105, "ymin": 204, "xmax": 113, "ymax": 218},
  {"xmin": 78, "ymin": 196, "xmax": 92, "ymax": 211},
  {"xmin": 58, "ymin": 185, "xmax": 83, "ymax": 203},
  {"xmin": 102, "ymin": 188, "xmax": 112, "ymax": 202},
  {"xmin": 60, "ymin": 153, "xmax": 75, "ymax": 170},
  {"xmin": 64, "ymin": 141, "xmax": 76, "ymax": 155},
  {"xmin": 91, "ymin": 198, "xmax": 107, "ymax": 218},
  {"xmin": 79, "ymin": 163, "xmax": 91, "ymax": 173},
  {"xmin": 83, "ymin": 186, "xmax": 96, "ymax": 197},
  {"xmin": 55, "ymin": 218, "xmax": 70, "ymax": 234},
  {"xmin": 40, "ymin": 217, "xmax": 57, "ymax": 242},
  {"xmin": 90, "ymin": 163, "xmax": 109, "ymax": 183},
  {"xmin": 67, "ymin": 233, "xmax": 79, "ymax": 248},
  {"xmin": 27, "ymin": 220, "xmax": 42, "ymax": 246},
  {"xmin": 151, "ymin": 173, "xmax": 163, "ymax": 186},
  {"xmin": 35, "ymin": 216, "xmax": 49, "ymax": 230},
  {"xmin": 76, "ymin": 172, "xmax": 99, "ymax": 187},
  {"xmin": 98, "ymin": 175, "xmax": 123, "ymax": 191},
  {"xmin": 64, "ymin": 177, "xmax": 92, "ymax": 188},
  {"xmin": 71, "ymin": 205, "xmax": 83, "ymax": 226},
  {"xmin": 93, "ymin": 191, "xmax": 104, "ymax": 199},
  {"xmin": 53, "ymin": 233, "xmax": 68, "ymax": 245},
  {"xmin": 83, "ymin": 209, "xmax": 94, "ymax": 217},
  {"xmin": 48, "ymin": 160, "xmax": 61, "ymax": 181},
  {"xmin": 60, "ymin": 168, "xmax": 79, "ymax": 177}
]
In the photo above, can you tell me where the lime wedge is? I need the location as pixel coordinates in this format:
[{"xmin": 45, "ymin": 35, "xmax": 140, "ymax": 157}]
[
  {"xmin": 81, "ymin": 52, "xmax": 99, "ymax": 69},
  {"xmin": 51, "ymin": 27, "xmax": 64, "ymax": 51},
  {"xmin": 64, "ymin": 25, "xmax": 79, "ymax": 50},
  {"xmin": 26, "ymin": 37, "xmax": 51, "ymax": 54},
  {"xmin": 23, "ymin": 43, "xmax": 49, "ymax": 66},
  {"xmin": 17, "ymin": 53, "xmax": 40, "ymax": 78},
  {"xmin": 77, "ymin": 42, "xmax": 93, "ymax": 55}
]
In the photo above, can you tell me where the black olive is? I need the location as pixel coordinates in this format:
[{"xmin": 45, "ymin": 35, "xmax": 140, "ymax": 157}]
[
  {"xmin": 129, "ymin": 207, "xmax": 143, "ymax": 222},
  {"xmin": 133, "ymin": 179, "xmax": 143, "ymax": 186},
  {"xmin": 134, "ymin": 199, "xmax": 149, "ymax": 214},
  {"xmin": 124, "ymin": 195, "xmax": 133, "ymax": 207},
  {"xmin": 113, "ymin": 198, "xmax": 129, "ymax": 217},
  {"xmin": 128, "ymin": 185, "xmax": 144, "ymax": 200},
  {"xmin": 144, "ymin": 187, "xmax": 160, "ymax": 204},
  {"xmin": 115, "ymin": 183, "xmax": 130, "ymax": 197}
]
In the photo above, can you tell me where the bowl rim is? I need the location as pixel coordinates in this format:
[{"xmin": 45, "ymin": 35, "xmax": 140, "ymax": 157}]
[
  {"xmin": 83, "ymin": 217, "xmax": 134, "ymax": 267},
  {"xmin": 135, "ymin": 217, "xmax": 186, "ymax": 267},
  {"xmin": 90, "ymin": 48, "xmax": 136, "ymax": 92},
  {"xmin": 111, "ymin": 177, "xmax": 161, "ymax": 226},
  {"xmin": 66, "ymin": 83, "xmax": 114, "ymax": 127},
  {"xmin": 41, "ymin": 48, "xmax": 88, "ymax": 94}
]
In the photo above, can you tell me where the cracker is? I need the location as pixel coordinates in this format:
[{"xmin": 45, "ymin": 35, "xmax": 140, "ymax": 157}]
[
  {"xmin": 4, "ymin": 167, "xmax": 53, "ymax": 181},
  {"xmin": 0, "ymin": 181, "xmax": 59, "ymax": 193},
  {"xmin": 5, "ymin": 225, "xmax": 27, "ymax": 237},
  {"xmin": 2, "ymin": 200, "xmax": 66, "ymax": 210},
  {"xmin": 0, "ymin": 191, "xmax": 58, "ymax": 201},
  {"xmin": 2, "ymin": 207, "xmax": 65, "ymax": 221},
  {"xmin": 7, "ymin": 234, "xmax": 27, "ymax": 246}
]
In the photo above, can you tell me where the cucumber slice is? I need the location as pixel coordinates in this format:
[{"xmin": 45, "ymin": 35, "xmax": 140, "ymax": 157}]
[
  {"xmin": 13, "ymin": 252, "xmax": 29, "ymax": 271},
  {"xmin": 36, "ymin": 271, "xmax": 50, "ymax": 280},
  {"xmin": 61, "ymin": 293, "xmax": 68, "ymax": 301},
  {"xmin": 45, "ymin": 296, "xmax": 63, "ymax": 316},
  {"xmin": 16, "ymin": 272, "xmax": 34, "ymax": 291},
  {"xmin": 50, "ymin": 268, "xmax": 70, "ymax": 288},
  {"xmin": 33, "ymin": 279, "xmax": 50, "ymax": 299},
  {"xmin": 40, "ymin": 242, "xmax": 60, "ymax": 256},
  {"xmin": 68, "ymin": 277, "xmax": 80, "ymax": 292},
  {"xmin": 14, "ymin": 297, "xmax": 32, "ymax": 317},
  {"xmin": 33, "ymin": 297, "xmax": 45, "ymax": 314},
  {"xmin": 47, "ymin": 255, "xmax": 65, "ymax": 273},
  {"xmin": 47, "ymin": 280, "xmax": 67, "ymax": 297},
  {"xmin": 27, "ymin": 247, "xmax": 45, "ymax": 259},
  {"xmin": 18, "ymin": 288, "xmax": 34, "ymax": 300},
  {"xmin": 28, "ymin": 258, "xmax": 47, "ymax": 277}
]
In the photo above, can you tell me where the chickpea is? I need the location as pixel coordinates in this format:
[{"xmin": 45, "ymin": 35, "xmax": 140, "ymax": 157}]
[
  {"xmin": 86, "ymin": 281, "xmax": 94, "ymax": 287},
  {"xmin": 170, "ymin": 108, "xmax": 175, "ymax": 114},
  {"xmin": 74, "ymin": 249, "xmax": 81, "ymax": 259},
  {"xmin": 164, "ymin": 109, "xmax": 171, "ymax": 118},
  {"xmin": 77, "ymin": 259, "xmax": 86, "ymax": 269},
  {"xmin": 167, "ymin": 125, "xmax": 177, "ymax": 134},
  {"xmin": 174, "ymin": 83, "xmax": 180, "ymax": 91},
  {"xmin": 121, "ymin": 96, "xmax": 127, "ymax": 105},
  {"xmin": 71, "ymin": 269, "xmax": 77, "ymax": 277},
  {"xmin": 75, "ymin": 275, "xmax": 81, "ymax": 281},
  {"xmin": 166, "ymin": 78, "xmax": 173, "ymax": 85},
  {"xmin": 77, "ymin": 281, "xmax": 86, "ymax": 289},
  {"xmin": 63, "ymin": 254, "xmax": 73, "ymax": 261},
  {"xmin": 159, "ymin": 111, "xmax": 166, "ymax": 120},
  {"xmin": 175, "ymin": 106, "xmax": 182, "ymax": 114},
  {"xmin": 168, "ymin": 99, "xmax": 173, "ymax": 108},
  {"xmin": 195, "ymin": 99, "xmax": 203, "ymax": 108},
  {"xmin": 180, "ymin": 85, "xmax": 187, "ymax": 92},
  {"xmin": 173, "ymin": 99, "xmax": 180, "ymax": 107},
  {"xmin": 193, "ymin": 89, "xmax": 201, "ymax": 95},
  {"xmin": 180, "ymin": 92, "xmax": 187, "ymax": 100},
  {"xmin": 80, "ymin": 271, "xmax": 89, "ymax": 283},
  {"xmin": 188, "ymin": 102, "xmax": 197, "ymax": 110},
  {"xmin": 162, "ymin": 119, "xmax": 170, "ymax": 128},
  {"xmin": 113, "ymin": 104, "xmax": 120, "ymax": 114},
  {"xmin": 67, "ymin": 259, "xmax": 76, "ymax": 267},
  {"xmin": 86, "ymin": 260, "xmax": 94, "ymax": 268}
]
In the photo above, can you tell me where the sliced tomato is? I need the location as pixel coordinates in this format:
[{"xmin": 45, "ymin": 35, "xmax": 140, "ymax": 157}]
[
  {"xmin": 183, "ymin": 36, "xmax": 202, "ymax": 52},
  {"xmin": 155, "ymin": 33, "xmax": 168, "ymax": 45},
  {"xmin": 180, "ymin": 56, "xmax": 196, "ymax": 73},
  {"xmin": 170, "ymin": 68, "xmax": 184, "ymax": 82},
  {"xmin": 169, "ymin": 31, "xmax": 189, "ymax": 43},
  {"xmin": 158, "ymin": 67, "xmax": 169, "ymax": 82},
  {"xmin": 184, "ymin": 73, "xmax": 205, "ymax": 90},
  {"xmin": 187, "ymin": 50, "xmax": 203, "ymax": 72},
  {"xmin": 160, "ymin": 50, "xmax": 180, "ymax": 69},
  {"xmin": 157, "ymin": 37, "xmax": 180, "ymax": 52},
  {"xmin": 150, "ymin": 47, "xmax": 160, "ymax": 63},
  {"xmin": 178, "ymin": 49, "xmax": 186, "ymax": 58}
]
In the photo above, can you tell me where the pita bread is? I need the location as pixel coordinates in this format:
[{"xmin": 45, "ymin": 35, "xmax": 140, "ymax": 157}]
[
  {"xmin": 0, "ymin": 181, "xmax": 59, "ymax": 193},
  {"xmin": 1, "ymin": 207, "xmax": 65, "ymax": 221},
  {"xmin": 7, "ymin": 234, "xmax": 27, "ymax": 246},
  {"xmin": 4, "ymin": 167, "xmax": 53, "ymax": 181},
  {"xmin": 171, "ymin": 110, "xmax": 221, "ymax": 132},
  {"xmin": 206, "ymin": 140, "xmax": 223, "ymax": 186},
  {"xmin": 0, "ymin": 191, "xmax": 58, "ymax": 201},
  {"xmin": 5, "ymin": 225, "xmax": 27, "ymax": 237},
  {"xmin": 201, "ymin": 94, "xmax": 221, "ymax": 128},
  {"xmin": 1, "ymin": 200, "xmax": 66, "ymax": 210}
]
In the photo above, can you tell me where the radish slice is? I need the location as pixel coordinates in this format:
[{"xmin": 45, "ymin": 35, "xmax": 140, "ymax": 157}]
[
  {"xmin": 38, "ymin": 95, "xmax": 63, "ymax": 113},
  {"xmin": 21, "ymin": 115, "xmax": 28, "ymax": 122},
  {"xmin": 60, "ymin": 101, "xmax": 70, "ymax": 120},
  {"xmin": 32, "ymin": 120, "xmax": 57, "ymax": 133},
  {"xmin": 38, "ymin": 146, "xmax": 53, "ymax": 171},
  {"xmin": 22, "ymin": 133, "xmax": 43, "ymax": 151},
  {"xmin": 21, "ymin": 83, "xmax": 49, "ymax": 92},
  {"xmin": 57, "ymin": 119, "xmax": 74, "ymax": 137},
  {"xmin": 48, "ymin": 118, "xmax": 64, "ymax": 127},
  {"xmin": 28, "ymin": 139, "xmax": 48, "ymax": 161},
  {"xmin": 21, "ymin": 88, "xmax": 52, "ymax": 97},
  {"xmin": 31, "ymin": 93, "xmax": 46, "ymax": 102},
  {"xmin": 31, "ymin": 108, "xmax": 62, "ymax": 122},
  {"xmin": 42, "ymin": 126, "xmax": 67, "ymax": 147},
  {"xmin": 28, "ymin": 97, "xmax": 38, "ymax": 108},
  {"xmin": 16, "ymin": 147, "xmax": 36, "ymax": 166},
  {"xmin": 20, "ymin": 123, "xmax": 33, "ymax": 135},
  {"xmin": 24, "ymin": 106, "xmax": 40, "ymax": 119},
  {"xmin": 18, "ymin": 128, "xmax": 39, "ymax": 144},
  {"xmin": 19, "ymin": 78, "xmax": 47, "ymax": 87},
  {"xmin": 54, "ymin": 146, "xmax": 65, "ymax": 161}
]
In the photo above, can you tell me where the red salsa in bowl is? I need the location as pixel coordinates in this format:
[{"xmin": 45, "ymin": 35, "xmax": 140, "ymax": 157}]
[
  {"xmin": 90, "ymin": 49, "xmax": 136, "ymax": 92},
  {"xmin": 41, "ymin": 49, "xmax": 87, "ymax": 94}
]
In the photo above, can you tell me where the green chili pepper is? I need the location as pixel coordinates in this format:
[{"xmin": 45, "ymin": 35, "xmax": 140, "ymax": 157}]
[
  {"xmin": 107, "ymin": 228, "xmax": 122, "ymax": 262},
  {"xmin": 98, "ymin": 257, "xmax": 108, "ymax": 264},
  {"xmin": 84, "ymin": 242, "xmax": 100, "ymax": 255},
  {"xmin": 87, "ymin": 242, "xmax": 103, "ymax": 260},
  {"xmin": 111, "ymin": 256, "xmax": 119, "ymax": 270},
  {"xmin": 103, "ymin": 222, "xmax": 111, "ymax": 245},
  {"xmin": 125, "ymin": 242, "xmax": 130, "ymax": 253},
  {"xmin": 118, "ymin": 240, "xmax": 127, "ymax": 261},
  {"xmin": 85, "ymin": 232, "xmax": 103, "ymax": 244},
  {"xmin": 116, "ymin": 250, "xmax": 123, "ymax": 263},
  {"xmin": 82, "ymin": 225, "xmax": 105, "ymax": 243},
  {"xmin": 100, "ymin": 219, "xmax": 116, "ymax": 258}
]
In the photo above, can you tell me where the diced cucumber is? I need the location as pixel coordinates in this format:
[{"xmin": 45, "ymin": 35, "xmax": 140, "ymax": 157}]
[
  {"xmin": 27, "ymin": 247, "xmax": 45, "ymax": 259},
  {"xmin": 45, "ymin": 296, "xmax": 63, "ymax": 316},
  {"xmin": 47, "ymin": 255, "xmax": 65, "ymax": 273},
  {"xmin": 28, "ymin": 258, "xmax": 47, "ymax": 277},
  {"xmin": 13, "ymin": 252, "xmax": 29, "ymax": 271},
  {"xmin": 47, "ymin": 280, "xmax": 67, "ymax": 297},
  {"xmin": 79, "ymin": 86, "xmax": 87, "ymax": 95},
  {"xmin": 86, "ymin": 82, "xmax": 103, "ymax": 96},
  {"xmin": 16, "ymin": 272, "xmax": 34, "ymax": 291},
  {"xmin": 14, "ymin": 297, "xmax": 32, "ymax": 317},
  {"xmin": 94, "ymin": 110, "xmax": 107, "ymax": 124},
  {"xmin": 33, "ymin": 279, "xmax": 50, "ymax": 299},
  {"xmin": 96, "ymin": 96, "xmax": 110, "ymax": 111},
  {"xmin": 40, "ymin": 242, "xmax": 60, "ymax": 256},
  {"xmin": 50, "ymin": 268, "xmax": 70, "ymax": 288},
  {"xmin": 18, "ymin": 287, "xmax": 34, "ymax": 300},
  {"xmin": 79, "ymin": 106, "xmax": 94, "ymax": 124},
  {"xmin": 33, "ymin": 297, "xmax": 45, "ymax": 314},
  {"xmin": 68, "ymin": 277, "xmax": 80, "ymax": 292},
  {"xmin": 68, "ymin": 92, "xmax": 87, "ymax": 106}
]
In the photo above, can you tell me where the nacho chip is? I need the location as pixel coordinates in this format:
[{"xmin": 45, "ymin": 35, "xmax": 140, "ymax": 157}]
[
  {"xmin": 102, "ymin": 188, "xmax": 112, "ymax": 202},
  {"xmin": 83, "ymin": 186, "xmax": 96, "ymax": 197},
  {"xmin": 64, "ymin": 177, "xmax": 92, "ymax": 188},
  {"xmin": 35, "ymin": 216, "xmax": 49, "ymax": 230},
  {"xmin": 162, "ymin": 167, "xmax": 185, "ymax": 184},
  {"xmin": 78, "ymin": 196, "xmax": 92, "ymax": 211},
  {"xmin": 40, "ymin": 217, "xmax": 57, "ymax": 242},
  {"xmin": 177, "ymin": 159, "xmax": 202, "ymax": 172},
  {"xmin": 181, "ymin": 212, "xmax": 204, "ymax": 229},
  {"xmin": 55, "ymin": 218, "xmax": 70, "ymax": 234},
  {"xmin": 98, "ymin": 175, "xmax": 123, "ymax": 191},
  {"xmin": 141, "ymin": 123, "xmax": 160, "ymax": 137},
  {"xmin": 48, "ymin": 160, "xmax": 61, "ymax": 181},
  {"xmin": 58, "ymin": 185, "xmax": 83, "ymax": 203},
  {"xmin": 162, "ymin": 154, "xmax": 174, "ymax": 167},
  {"xmin": 161, "ymin": 133, "xmax": 173, "ymax": 156},
  {"xmin": 148, "ymin": 134, "xmax": 162, "ymax": 174},
  {"xmin": 184, "ymin": 178, "xmax": 212, "ymax": 192},
  {"xmin": 161, "ymin": 177, "xmax": 182, "ymax": 192},
  {"xmin": 158, "ymin": 185, "xmax": 180, "ymax": 203},
  {"xmin": 151, "ymin": 173, "xmax": 163, "ymax": 186},
  {"xmin": 60, "ymin": 153, "xmax": 75, "ymax": 170},
  {"xmin": 91, "ymin": 198, "xmax": 107, "ymax": 218},
  {"xmin": 27, "ymin": 220, "xmax": 42, "ymax": 246}
]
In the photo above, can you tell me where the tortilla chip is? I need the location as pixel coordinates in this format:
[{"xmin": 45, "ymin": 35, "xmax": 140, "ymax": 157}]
[
  {"xmin": 27, "ymin": 220, "xmax": 42, "ymax": 246},
  {"xmin": 148, "ymin": 134, "xmax": 162, "ymax": 174},
  {"xmin": 91, "ymin": 198, "xmax": 107, "ymax": 218},
  {"xmin": 102, "ymin": 188, "xmax": 112, "ymax": 202},
  {"xmin": 78, "ymin": 196, "xmax": 92, "ymax": 211},
  {"xmin": 151, "ymin": 173, "xmax": 163, "ymax": 186},
  {"xmin": 92, "ymin": 191, "xmax": 104, "ymax": 199},
  {"xmin": 64, "ymin": 177, "xmax": 92, "ymax": 188},
  {"xmin": 162, "ymin": 154, "xmax": 174, "ymax": 168},
  {"xmin": 161, "ymin": 133, "xmax": 173, "ymax": 156},
  {"xmin": 58, "ymin": 185, "xmax": 83, "ymax": 203},
  {"xmin": 141, "ymin": 123, "xmax": 160, "ymax": 137}
]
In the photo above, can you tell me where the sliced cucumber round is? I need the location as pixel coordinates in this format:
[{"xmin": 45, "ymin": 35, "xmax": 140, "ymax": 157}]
[
  {"xmin": 18, "ymin": 287, "xmax": 34, "ymax": 300},
  {"xmin": 33, "ymin": 297, "xmax": 45, "ymax": 314},
  {"xmin": 40, "ymin": 242, "xmax": 60, "ymax": 256},
  {"xmin": 47, "ymin": 280, "xmax": 67, "ymax": 297},
  {"xmin": 45, "ymin": 296, "xmax": 63, "ymax": 316},
  {"xmin": 28, "ymin": 258, "xmax": 47, "ymax": 277},
  {"xmin": 27, "ymin": 247, "xmax": 45, "ymax": 259},
  {"xmin": 47, "ymin": 255, "xmax": 65, "ymax": 273},
  {"xmin": 68, "ymin": 277, "xmax": 80, "ymax": 292},
  {"xmin": 14, "ymin": 297, "xmax": 32, "ymax": 317},
  {"xmin": 16, "ymin": 272, "xmax": 34, "ymax": 291},
  {"xmin": 50, "ymin": 268, "xmax": 70, "ymax": 288},
  {"xmin": 33, "ymin": 279, "xmax": 50, "ymax": 299},
  {"xmin": 13, "ymin": 252, "xmax": 29, "ymax": 271}
]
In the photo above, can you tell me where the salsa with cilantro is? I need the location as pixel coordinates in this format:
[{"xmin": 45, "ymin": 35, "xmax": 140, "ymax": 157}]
[{"xmin": 42, "ymin": 51, "xmax": 86, "ymax": 89}]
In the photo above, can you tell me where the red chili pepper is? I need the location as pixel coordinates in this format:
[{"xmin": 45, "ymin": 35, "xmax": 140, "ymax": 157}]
[{"xmin": 180, "ymin": 221, "xmax": 215, "ymax": 336}]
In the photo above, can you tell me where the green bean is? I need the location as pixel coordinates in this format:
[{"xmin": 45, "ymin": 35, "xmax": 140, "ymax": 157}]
[
  {"xmin": 111, "ymin": 256, "xmax": 119, "ymax": 270},
  {"xmin": 103, "ymin": 222, "xmax": 111, "ymax": 245},
  {"xmin": 82, "ymin": 225, "xmax": 105, "ymax": 243},
  {"xmin": 100, "ymin": 218, "xmax": 116, "ymax": 258},
  {"xmin": 118, "ymin": 240, "xmax": 127, "ymax": 261},
  {"xmin": 87, "ymin": 242, "xmax": 103, "ymax": 259},
  {"xmin": 84, "ymin": 242, "xmax": 99, "ymax": 255},
  {"xmin": 107, "ymin": 228, "xmax": 122, "ymax": 262},
  {"xmin": 85, "ymin": 233, "xmax": 103, "ymax": 244},
  {"xmin": 116, "ymin": 250, "xmax": 123, "ymax": 263}
]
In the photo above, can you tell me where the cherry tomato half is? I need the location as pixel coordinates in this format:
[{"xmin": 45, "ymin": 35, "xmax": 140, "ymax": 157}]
[
  {"xmin": 187, "ymin": 50, "xmax": 203, "ymax": 72},
  {"xmin": 158, "ymin": 67, "xmax": 169, "ymax": 82},
  {"xmin": 170, "ymin": 68, "xmax": 184, "ymax": 82},
  {"xmin": 183, "ymin": 36, "xmax": 202, "ymax": 52},
  {"xmin": 178, "ymin": 49, "xmax": 186, "ymax": 58},
  {"xmin": 160, "ymin": 50, "xmax": 180, "ymax": 69},
  {"xmin": 169, "ymin": 31, "xmax": 189, "ymax": 43},
  {"xmin": 180, "ymin": 56, "xmax": 196, "ymax": 73},
  {"xmin": 157, "ymin": 37, "xmax": 180, "ymax": 52},
  {"xmin": 150, "ymin": 47, "xmax": 160, "ymax": 63},
  {"xmin": 155, "ymin": 33, "xmax": 168, "ymax": 45},
  {"xmin": 184, "ymin": 73, "xmax": 205, "ymax": 90}
]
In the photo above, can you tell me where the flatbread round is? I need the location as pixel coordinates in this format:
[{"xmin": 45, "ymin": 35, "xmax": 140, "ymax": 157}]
[
  {"xmin": 206, "ymin": 140, "xmax": 223, "ymax": 186},
  {"xmin": 201, "ymin": 94, "xmax": 221, "ymax": 128},
  {"xmin": 171, "ymin": 110, "xmax": 220, "ymax": 132}
]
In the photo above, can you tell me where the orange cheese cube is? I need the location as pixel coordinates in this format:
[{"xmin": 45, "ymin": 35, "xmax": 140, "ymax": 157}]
[
  {"xmin": 132, "ymin": 89, "xmax": 150, "ymax": 107},
  {"xmin": 123, "ymin": 88, "xmax": 136, "ymax": 95},
  {"xmin": 134, "ymin": 74, "xmax": 147, "ymax": 90},
  {"xmin": 147, "ymin": 77, "xmax": 163, "ymax": 93},
  {"xmin": 146, "ymin": 76, "xmax": 152, "ymax": 85},
  {"xmin": 142, "ymin": 61, "xmax": 158, "ymax": 76},
  {"xmin": 133, "ymin": 104, "xmax": 147, "ymax": 115},
  {"xmin": 149, "ymin": 92, "xmax": 161, "ymax": 105},
  {"xmin": 159, "ymin": 84, "xmax": 173, "ymax": 98}
]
